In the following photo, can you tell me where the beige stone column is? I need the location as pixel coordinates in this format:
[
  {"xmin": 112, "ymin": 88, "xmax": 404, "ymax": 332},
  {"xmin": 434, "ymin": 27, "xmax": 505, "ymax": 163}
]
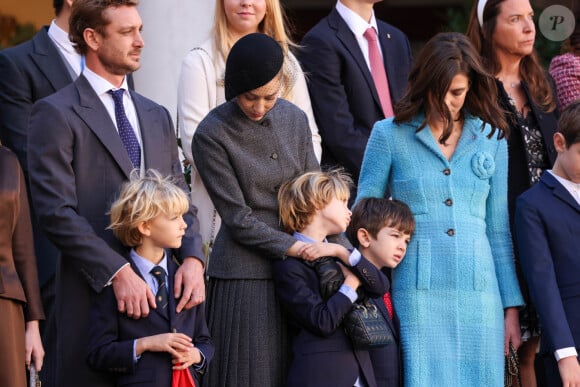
[{"xmin": 134, "ymin": 1, "xmax": 215, "ymax": 125}]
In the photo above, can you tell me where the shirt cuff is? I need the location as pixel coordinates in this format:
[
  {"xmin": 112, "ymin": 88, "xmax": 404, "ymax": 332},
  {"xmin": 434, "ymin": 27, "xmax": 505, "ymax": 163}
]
[
  {"xmin": 555, "ymin": 347, "xmax": 578, "ymax": 361},
  {"xmin": 105, "ymin": 262, "xmax": 130, "ymax": 287},
  {"xmin": 348, "ymin": 248, "xmax": 361, "ymax": 266},
  {"xmin": 193, "ymin": 349, "xmax": 206, "ymax": 371},
  {"xmin": 133, "ymin": 340, "xmax": 141, "ymax": 363},
  {"xmin": 338, "ymin": 284, "xmax": 358, "ymax": 303}
]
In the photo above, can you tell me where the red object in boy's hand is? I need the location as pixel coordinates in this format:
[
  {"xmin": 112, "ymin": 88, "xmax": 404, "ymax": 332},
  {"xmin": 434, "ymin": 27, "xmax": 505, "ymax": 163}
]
[{"xmin": 172, "ymin": 367, "xmax": 196, "ymax": 387}]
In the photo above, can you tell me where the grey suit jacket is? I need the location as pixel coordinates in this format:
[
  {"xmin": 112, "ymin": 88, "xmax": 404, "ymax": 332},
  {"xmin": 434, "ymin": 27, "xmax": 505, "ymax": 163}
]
[{"xmin": 27, "ymin": 74, "xmax": 203, "ymax": 387}]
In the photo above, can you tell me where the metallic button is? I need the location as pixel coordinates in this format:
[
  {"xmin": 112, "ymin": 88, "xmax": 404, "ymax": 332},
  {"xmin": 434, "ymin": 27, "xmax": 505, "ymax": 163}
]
[
  {"xmin": 445, "ymin": 198, "xmax": 453, "ymax": 206},
  {"xmin": 443, "ymin": 168, "xmax": 451, "ymax": 176},
  {"xmin": 447, "ymin": 228, "xmax": 455, "ymax": 236},
  {"xmin": 271, "ymin": 152, "xmax": 278, "ymax": 160}
]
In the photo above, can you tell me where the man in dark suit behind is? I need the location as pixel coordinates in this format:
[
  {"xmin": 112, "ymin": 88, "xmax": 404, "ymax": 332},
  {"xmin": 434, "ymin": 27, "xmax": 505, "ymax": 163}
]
[
  {"xmin": 27, "ymin": 1, "xmax": 205, "ymax": 386},
  {"xmin": 0, "ymin": 2, "xmax": 78, "ymax": 385},
  {"xmin": 299, "ymin": 0, "xmax": 412, "ymax": 191},
  {"xmin": 515, "ymin": 101, "xmax": 580, "ymax": 387}
]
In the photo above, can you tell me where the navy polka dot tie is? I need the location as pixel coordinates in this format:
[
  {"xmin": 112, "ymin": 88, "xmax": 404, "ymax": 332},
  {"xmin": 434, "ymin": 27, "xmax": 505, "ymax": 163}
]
[
  {"xmin": 150, "ymin": 266, "xmax": 168, "ymax": 316},
  {"xmin": 109, "ymin": 89, "xmax": 141, "ymax": 169}
]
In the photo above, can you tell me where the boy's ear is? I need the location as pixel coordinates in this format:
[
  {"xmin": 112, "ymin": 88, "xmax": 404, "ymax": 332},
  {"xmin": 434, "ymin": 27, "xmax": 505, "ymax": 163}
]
[
  {"xmin": 553, "ymin": 132, "xmax": 567, "ymax": 153},
  {"xmin": 136, "ymin": 221, "xmax": 151, "ymax": 237},
  {"xmin": 357, "ymin": 228, "xmax": 372, "ymax": 248}
]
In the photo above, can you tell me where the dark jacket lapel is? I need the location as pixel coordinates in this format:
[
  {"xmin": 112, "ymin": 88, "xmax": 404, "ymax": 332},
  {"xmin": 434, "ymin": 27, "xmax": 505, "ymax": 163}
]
[
  {"xmin": 30, "ymin": 27, "xmax": 74, "ymax": 91},
  {"xmin": 329, "ymin": 9, "xmax": 381, "ymax": 110},
  {"xmin": 542, "ymin": 172, "xmax": 580, "ymax": 213},
  {"xmin": 72, "ymin": 75, "xmax": 134, "ymax": 178}
]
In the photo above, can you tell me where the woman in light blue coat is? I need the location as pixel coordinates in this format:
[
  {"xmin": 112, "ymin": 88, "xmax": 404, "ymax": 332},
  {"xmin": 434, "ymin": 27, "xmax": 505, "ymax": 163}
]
[{"xmin": 357, "ymin": 32, "xmax": 524, "ymax": 386}]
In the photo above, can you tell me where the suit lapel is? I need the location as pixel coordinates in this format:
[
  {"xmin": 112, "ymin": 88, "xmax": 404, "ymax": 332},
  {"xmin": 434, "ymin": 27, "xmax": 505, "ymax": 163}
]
[
  {"xmin": 29, "ymin": 27, "xmax": 73, "ymax": 91},
  {"xmin": 329, "ymin": 9, "xmax": 382, "ymax": 112},
  {"xmin": 372, "ymin": 297, "xmax": 398, "ymax": 339},
  {"xmin": 542, "ymin": 173, "xmax": 580, "ymax": 213},
  {"xmin": 415, "ymin": 116, "xmax": 483, "ymax": 166},
  {"xmin": 131, "ymin": 91, "xmax": 164, "ymax": 171},
  {"xmin": 72, "ymin": 75, "xmax": 133, "ymax": 178}
]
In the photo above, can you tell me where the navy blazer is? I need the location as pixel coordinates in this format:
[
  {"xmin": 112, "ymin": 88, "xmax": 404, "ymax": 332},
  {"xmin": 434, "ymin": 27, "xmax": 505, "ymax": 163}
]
[
  {"xmin": 515, "ymin": 172, "xmax": 580, "ymax": 384},
  {"xmin": 299, "ymin": 8, "xmax": 412, "ymax": 184},
  {"xmin": 369, "ymin": 268, "xmax": 402, "ymax": 387},
  {"xmin": 87, "ymin": 256, "xmax": 213, "ymax": 387},
  {"xmin": 0, "ymin": 27, "xmax": 73, "ymax": 285},
  {"xmin": 272, "ymin": 256, "xmax": 389, "ymax": 387}
]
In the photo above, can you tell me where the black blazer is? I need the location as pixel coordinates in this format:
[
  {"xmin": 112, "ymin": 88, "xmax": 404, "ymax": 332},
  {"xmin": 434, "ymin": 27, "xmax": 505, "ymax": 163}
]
[
  {"xmin": 369, "ymin": 268, "xmax": 402, "ymax": 387},
  {"xmin": 87, "ymin": 256, "xmax": 214, "ymax": 387},
  {"xmin": 299, "ymin": 8, "xmax": 412, "ymax": 185},
  {"xmin": 272, "ymin": 256, "xmax": 389, "ymax": 387}
]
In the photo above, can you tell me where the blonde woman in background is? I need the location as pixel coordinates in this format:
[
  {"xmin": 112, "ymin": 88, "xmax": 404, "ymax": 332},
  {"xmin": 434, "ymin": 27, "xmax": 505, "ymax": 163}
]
[{"xmin": 177, "ymin": 0, "xmax": 322, "ymax": 257}]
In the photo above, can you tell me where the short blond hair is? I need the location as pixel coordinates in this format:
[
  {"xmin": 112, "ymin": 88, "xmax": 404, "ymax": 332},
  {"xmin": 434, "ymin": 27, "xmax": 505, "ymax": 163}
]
[
  {"xmin": 108, "ymin": 170, "xmax": 189, "ymax": 247},
  {"xmin": 278, "ymin": 170, "xmax": 352, "ymax": 234},
  {"xmin": 213, "ymin": 0, "xmax": 297, "ymax": 99}
]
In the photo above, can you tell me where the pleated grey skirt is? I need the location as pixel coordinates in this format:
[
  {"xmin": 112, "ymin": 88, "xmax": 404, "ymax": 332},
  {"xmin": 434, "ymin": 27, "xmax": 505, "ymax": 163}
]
[{"xmin": 203, "ymin": 278, "xmax": 290, "ymax": 387}]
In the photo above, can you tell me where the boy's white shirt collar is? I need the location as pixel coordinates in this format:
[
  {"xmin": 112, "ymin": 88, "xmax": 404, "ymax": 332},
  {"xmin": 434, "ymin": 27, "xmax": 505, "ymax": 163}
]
[{"xmin": 548, "ymin": 170, "xmax": 580, "ymax": 205}]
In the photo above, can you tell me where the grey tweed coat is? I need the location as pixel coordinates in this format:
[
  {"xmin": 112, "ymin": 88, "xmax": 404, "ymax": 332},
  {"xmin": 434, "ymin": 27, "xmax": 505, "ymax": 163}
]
[{"xmin": 192, "ymin": 99, "xmax": 320, "ymax": 279}]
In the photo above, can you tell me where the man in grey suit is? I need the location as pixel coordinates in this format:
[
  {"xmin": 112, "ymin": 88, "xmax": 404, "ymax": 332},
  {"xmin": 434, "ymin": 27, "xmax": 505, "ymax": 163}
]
[
  {"xmin": 27, "ymin": 1, "xmax": 205, "ymax": 386},
  {"xmin": 0, "ymin": 2, "xmax": 78, "ymax": 385}
]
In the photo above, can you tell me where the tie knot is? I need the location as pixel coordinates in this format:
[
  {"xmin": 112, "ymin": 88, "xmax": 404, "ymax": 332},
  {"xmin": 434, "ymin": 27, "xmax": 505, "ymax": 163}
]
[
  {"xmin": 108, "ymin": 88, "xmax": 125, "ymax": 103},
  {"xmin": 363, "ymin": 27, "xmax": 377, "ymax": 42},
  {"xmin": 150, "ymin": 266, "xmax": 167, "ymax": 282}
]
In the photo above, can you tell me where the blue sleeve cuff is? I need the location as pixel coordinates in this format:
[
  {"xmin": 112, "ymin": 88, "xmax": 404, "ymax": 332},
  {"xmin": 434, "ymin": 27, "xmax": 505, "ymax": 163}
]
[
  {"xmin": 193, "ymin": 349, "xmax": 206, "ymax": 371},
  {"xmin": 348, "ymin": 248, "xmax": 361, "ymax": 266},
  {"xmin": 338, "ymin": 284, "xmax": 357, "ymax": 303},
  {"xmin": 133, "ymin": 340, "xmax": 141, "ymax": 363}
]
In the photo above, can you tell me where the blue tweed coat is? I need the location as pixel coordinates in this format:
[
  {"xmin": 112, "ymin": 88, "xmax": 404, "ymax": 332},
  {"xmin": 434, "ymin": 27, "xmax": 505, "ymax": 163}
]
[{"xmin": 357, "ymin": 114, "xmax": 524, "ymax": 386}]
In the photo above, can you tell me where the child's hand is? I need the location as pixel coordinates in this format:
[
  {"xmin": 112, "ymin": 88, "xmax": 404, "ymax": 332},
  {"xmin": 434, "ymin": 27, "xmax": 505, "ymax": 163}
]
[
  {"xmin": 136, "ymin": 333, "xmax": 193, "ymax": 357},
  {"xmin": 172, "ymin": 347, "xmax": 202, "ymax": 370},
  {"xmin": 298, "ymin": 242, "xmax": 349, "ymax": 262},
  {"xmin": 339, "ymin": 263, "xmax": 361, "ymax": 291}
]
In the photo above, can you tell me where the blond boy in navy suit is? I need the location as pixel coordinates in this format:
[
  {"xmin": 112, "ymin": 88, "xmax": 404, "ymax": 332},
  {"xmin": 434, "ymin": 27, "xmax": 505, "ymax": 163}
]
[{"xmin": 87, "ymin": 170, "xmax": 213, "ymax": 387}]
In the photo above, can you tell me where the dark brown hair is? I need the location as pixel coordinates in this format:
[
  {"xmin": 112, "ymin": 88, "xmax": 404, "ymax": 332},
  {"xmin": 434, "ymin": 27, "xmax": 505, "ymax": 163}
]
[
  {"xmin": 557, "ymin": 100, "xmax": 580, "ymax": 147},
  {"xmin": 346, "ymin": 198, "xmax": 415, "ymax": 249},
  {"xmin": 69, "ymin": 0, "xmax": 139, "ymax": 55},
  {"xmin": 395, "ymin": 32, "xmax": 508, "ymax": 142},
  {"xmin": 465, "ymin": 0, "xmax": 557, "ymax": 112}
]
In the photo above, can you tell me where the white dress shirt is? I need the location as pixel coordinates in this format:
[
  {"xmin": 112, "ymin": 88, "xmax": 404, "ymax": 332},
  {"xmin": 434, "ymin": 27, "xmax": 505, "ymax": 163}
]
[
  {"xmin": 47, "ymin": 20, "xmax": 84, "ymax": 76},
  {"xmin": 335, "ymin": 0, "xmax": 382, "ymax": 71}
]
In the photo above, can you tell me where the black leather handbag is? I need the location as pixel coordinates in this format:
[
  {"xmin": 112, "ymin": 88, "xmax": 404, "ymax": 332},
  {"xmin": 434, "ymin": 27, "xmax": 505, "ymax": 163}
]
[{"xmin": 343, "ymin": 298, "xmax": 394, "ymax": 350}]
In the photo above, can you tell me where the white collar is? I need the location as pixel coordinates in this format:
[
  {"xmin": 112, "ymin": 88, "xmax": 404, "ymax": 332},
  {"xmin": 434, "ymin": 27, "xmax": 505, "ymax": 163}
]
[
  {"xmin": 335, "ymin": 0, "xmax": 379, "ymax": 38},
  {"xmin": 47, "ymin": 19, "xmax": 77, "ymax": 55},
  {"xmin": 83, "ymin": 66, "xmax": 130, "ymax": 97},
  {"xmin": 548, "ymin": 170, "xmax": 580, "ymax": 204}
]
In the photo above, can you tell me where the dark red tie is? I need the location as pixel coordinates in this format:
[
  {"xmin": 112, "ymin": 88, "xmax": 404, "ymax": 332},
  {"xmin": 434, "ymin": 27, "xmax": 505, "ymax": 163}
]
[
  {"xmin": 383, "ymin": 292, "xmax": 394, "ymax": 320},
  {"xmin": 363, "ymin": 27, "xmax": 394, "ymax": 118}
]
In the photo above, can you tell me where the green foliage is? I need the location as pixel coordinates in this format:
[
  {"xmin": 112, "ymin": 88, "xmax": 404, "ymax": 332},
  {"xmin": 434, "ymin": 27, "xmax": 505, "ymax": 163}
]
[{"xmin": 0, "ymin": 22, "xmax": 36, "ymax": 50}]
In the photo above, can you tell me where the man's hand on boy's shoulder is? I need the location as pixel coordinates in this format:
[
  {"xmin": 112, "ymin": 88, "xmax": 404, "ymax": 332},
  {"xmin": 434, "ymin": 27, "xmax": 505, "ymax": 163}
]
[{"xmin": 174, "ymin": 257, "xmax": 205, "ymax": 313}]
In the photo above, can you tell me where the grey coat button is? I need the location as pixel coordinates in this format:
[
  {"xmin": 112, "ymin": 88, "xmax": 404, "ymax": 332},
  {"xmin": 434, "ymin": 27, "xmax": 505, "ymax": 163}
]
[{"xmin": 447, "ymin": 228, "xmax": 455, "ymax": 236}]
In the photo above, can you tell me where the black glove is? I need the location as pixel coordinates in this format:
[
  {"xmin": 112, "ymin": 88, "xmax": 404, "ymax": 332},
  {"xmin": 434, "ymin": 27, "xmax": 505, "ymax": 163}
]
[{"xmin": 313, "ymin": 257, "xmax": 345, "ymax": 300}]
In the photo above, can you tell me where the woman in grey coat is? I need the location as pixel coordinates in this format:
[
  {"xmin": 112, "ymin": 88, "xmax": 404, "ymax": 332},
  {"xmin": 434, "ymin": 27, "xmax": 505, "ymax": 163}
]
[{"xmin": 192, "ymin": 33, "xmax": 322, "ymax": 387}]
